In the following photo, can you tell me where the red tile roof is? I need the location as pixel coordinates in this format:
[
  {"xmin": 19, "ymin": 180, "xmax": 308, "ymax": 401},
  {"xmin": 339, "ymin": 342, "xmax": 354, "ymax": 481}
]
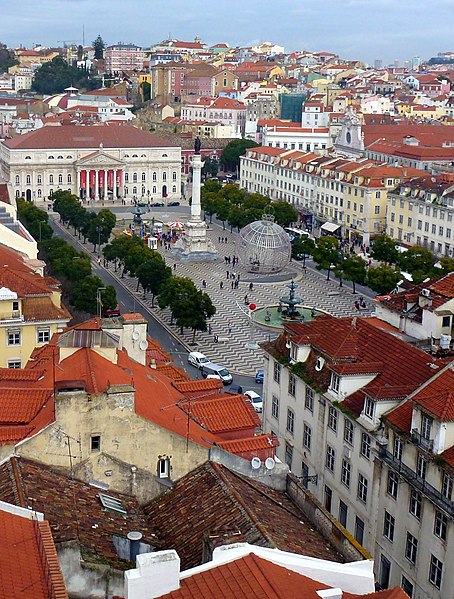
[
  {"xmin": 384, "ymin": 400, "xmax": 414, "ymax": 434},
  {"xmin": 430, "ymin": 272, "xmax": 454, "ymax": 297},
  {"xmin": 142, "ymin": 461, "xmax": 343, "ymax": 571},
  {"xmin": 216, "ymin": 434, "xmax": 279, "ymax": 459},
  {"xmin": 0, "ymin": 505, "xmax": 68, "ymax": 599},
  {"xmin": 411, "ymin": 367, "xmax": 454, "ymax": 421},
  {"xmin": 3, "ymin": 123, "xmax": 179, "ymax": 150},
  {"xmin": 181, "ymin": 394, "xmax": 260, "ymax": 434},
  {"xmin": 21, "ymin": 296, "xmax": 71, "ymax": 322},
  {"xmin": 173, "ymin": 379, "xmax": 223, "ymax": 393},
  {"xmin": 0, "ymin": 389, "xmax": 53, "ymax": 423}
]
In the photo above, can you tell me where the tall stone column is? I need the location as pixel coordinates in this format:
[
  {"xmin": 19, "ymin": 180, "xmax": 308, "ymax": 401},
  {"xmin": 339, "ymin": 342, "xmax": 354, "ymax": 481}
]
[
  {"xmin": 104, "ymin": 169, "xmax": 108, "ymax": 199},
  {"xmin": 95, "ymin": 170, "xmax": 99, "ymax": 201},
  {"xmin": 191, "ymin": 154, "xmax": 203, "ymax": 221},
  {"xmin": 85, "ymin": 170, "xmax": 89, "ymax": 200}
]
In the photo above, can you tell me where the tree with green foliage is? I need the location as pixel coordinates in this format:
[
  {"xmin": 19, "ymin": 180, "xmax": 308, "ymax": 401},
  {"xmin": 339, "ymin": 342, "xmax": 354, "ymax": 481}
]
[
  {"xmin": 71, "ymin": 274, "xmax": 116, "ymax": 314},
  {"xmin": 270, "ymin": 201, "xmax": 298, "ymax": 227},
  {"xmin": 103, "ymin": 234, "xmax": 144, "ymax": 276},
  {"xmin": 0, "ymin": 43, "xmax": 18, "ymax": 73},
  {"xmin": 397, "ymin": 246, "xmax": 434, "ymax": 283},
  {"xmin": 87, "ymin": 209, "xmax": 116, "ymax": 252},
  {"xmin": 220, "ymin": 139, "xmax": 258, "ymax": 172},
  {"xmin": 16, "ymin": 198, "xmax": 52, "ymax": 241},
  {"xmin": 370, "ymin": 234, "xmax": 398, "ymax": 264},
  {"xmin": 291, "ymin": 236, "xmax": 315, "ymax": 266},
  {"xmin": 124, "ymin": 244, "xmax": 155, "ymax": 285},
  {"xmin": 202, "ymin": 157, "xmax": 219, "ymax": 180},
  {"xmin": 32, "ymin": 56, "xmax": 92, "ymax": 95},
  {"xmin": 437, "ymin": 257, "xmax": 454, "ymax": 275},
  {"xmin": 141, "ymin": 81, "xmax": 151, "ymax": 102},
  {"xmin": 342, "ymin": 255, "xmax": 368, "ymax": 294},
  {"xmin": 92, "ymin": 35, "xmax": 106, "ymax": 60},
  {"xmin": 366, "ymin": 265, "xmax": 401, "ymax": 294},
  {"xmin": 312, "ymin": 236, "xmax": 340, "ymax": 281},
  {"xmin": 136, "ymin": 255, "xmax": 172, "ymax": 306},
  {"xmin": 200, "ymin": 192, "xmax": 219, "ymax": 223},
  {"xmin": 215, "ymin": 198, "xmax": 230, "ymax": 230}
]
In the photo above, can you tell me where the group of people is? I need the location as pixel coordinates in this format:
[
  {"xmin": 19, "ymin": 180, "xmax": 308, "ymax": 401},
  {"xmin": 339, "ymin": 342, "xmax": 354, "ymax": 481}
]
[
  {"xmin": 224, "ymin": 255, "xmax": 239, "ymax": 267},
  {"xmin": 354, "ymin": 296, "xmax": 367, "ymax": 311},
  {"xmin": 218, "ymin": 236, "xmax": 229, "ymax": 244}
]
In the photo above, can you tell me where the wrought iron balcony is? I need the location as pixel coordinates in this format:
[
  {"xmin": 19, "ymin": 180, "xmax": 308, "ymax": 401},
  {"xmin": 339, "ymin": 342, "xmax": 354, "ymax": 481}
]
[
  {"xmin": 378, "ymin": 446, "xmax": 453, "ymax": 518},
  {"xmin": 411, "ymin": 429, "xmax": 434, "ymax": 452}
]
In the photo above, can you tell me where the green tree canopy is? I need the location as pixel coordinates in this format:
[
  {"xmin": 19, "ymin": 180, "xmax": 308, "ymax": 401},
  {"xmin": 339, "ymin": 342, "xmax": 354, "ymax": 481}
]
[
  {"xmin": 0, "ymin": 43, "xmax": 18, "ymax": 73},
  {"xmin": 291, "ymin": 236, "xmax": 315, "ymax": 266},
  {"xmin": 312, "ymin": 236, "xmax": 340, "ymax": 280},
  {"xmin": 87, "ymin": 209, "xmax": 116, "ymax": 251},
  {"xmin": 270, "ymin": 201, "xmax": 298, "ymax": 227},
  {"xmin": 366, "ymin": 265, "xmax": 401, "ymax": 295},
  {"xmin": 220, "ymin": 139, "xmax": 258, "ymax": 171},
  {"xmin": 370, "ymin": 234, "xmax": 398, "ymax": 264},
  {"xmin": 32, "ymin": 56, "xmax": 93, "ymax": 94},
  {"xmin": 92, "ymin": 35, "xmax": 106, "ymax": 60},
  {"xmin": 70, "ymin": 275, "xmax": 116, "ymax": 314},
  {"xmin": 397, "ymin": 247, "xmax": 435, "ymax": 283},
  {"xmin": 16, "ymin": 198, "xmax": 52, "ymax": 242},
  {"xmin": 342, "ymin": 255, "xmax": 368, "ymax": 294},
  {"xmin": 136, "ymin": 254, "xmax": 172, "ymax": 305}
]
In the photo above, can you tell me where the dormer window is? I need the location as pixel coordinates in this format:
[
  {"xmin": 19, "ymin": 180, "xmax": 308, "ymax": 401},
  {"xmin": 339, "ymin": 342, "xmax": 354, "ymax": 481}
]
[
  {"xmin": 330, "ymin": 372, "xmax": 340, "ymax": 393},
  {"xmin": 421, "ymin": 413, "xmax": 433, "ymax": 441},
  {"xmin": 364, "ymin": 397, "xmax": 375, "ymax": 419},
  {"xmin": 290, "ymin": 343, "xmax": 297, "ymax": 362},
  {"xmin": 158, "ymin": 456, "xmax": 171, "ymax": 478}
]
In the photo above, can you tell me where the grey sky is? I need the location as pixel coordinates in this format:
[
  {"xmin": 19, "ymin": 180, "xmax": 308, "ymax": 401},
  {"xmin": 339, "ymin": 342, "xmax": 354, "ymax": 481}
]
[{"xmin": 2, "ymin": 0, "xmax": 453, "ymax": 64}]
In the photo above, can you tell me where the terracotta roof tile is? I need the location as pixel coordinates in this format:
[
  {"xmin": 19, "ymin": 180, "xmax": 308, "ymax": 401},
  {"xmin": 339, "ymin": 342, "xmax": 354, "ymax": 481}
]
[
  {"xmin": 411, "ymin": 367, "xmax": 454, "ymax": 421},
  {"xmin": 173, "ymin": 379, "xmax": 223, "ymax": 393},
  {"xmin": 0, "ymin": 456, "xmax": 160, "ymax": 570},
  {"xmin": 182, "ymin": 394, "xmax": 260, "ymax": 433},
  {"xmin": 156, "ymin": 363, "xmax": 191, "ymax": 382},
  {"xmin": 216, "ymin": 434, "xmax": 279, "ymax": 459},
  {"xmin": 21, "ymin": 296, "xmax": 71, "ymax": 322},
  {"xmin": 3, "ymin": 123, "xmax": 178, "ymax": 150},
  {"xmin": 0, "ymin": 388, "xmax": 53, "ymax": 424},
  {"xmin": 430, "ymin": 272, "xmax": 454, "ymax": 297},
  {"xmin": 143, "ymin": 461, "xmax": 343, "ymax": 571},
  {"xmin": 0, "ymin": 505, "xmax": 68, "ymax": 599},
  {"xmin": 0, "ymin": 367, "xmax": 45, "ymax": 382},
  {"xmin": 384, "ymin": 401, "xmax": 414, "ymax": 434}
]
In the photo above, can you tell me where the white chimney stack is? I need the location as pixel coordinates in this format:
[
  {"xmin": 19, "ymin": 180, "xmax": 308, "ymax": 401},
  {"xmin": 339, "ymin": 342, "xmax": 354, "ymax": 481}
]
[
  {"xmin": 317, "ymin": 589, "xmax": 343, "ymax": 599},
  {"xmin": 125, "ymin": 550, "xmax": 180, "ymax": 599}
]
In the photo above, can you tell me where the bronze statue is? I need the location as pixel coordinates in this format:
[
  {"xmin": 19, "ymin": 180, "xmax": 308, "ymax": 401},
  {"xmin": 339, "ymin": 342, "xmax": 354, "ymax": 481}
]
[{"xmin": 194, "ymin": 136, "xmax": 201, "ymax": 154}]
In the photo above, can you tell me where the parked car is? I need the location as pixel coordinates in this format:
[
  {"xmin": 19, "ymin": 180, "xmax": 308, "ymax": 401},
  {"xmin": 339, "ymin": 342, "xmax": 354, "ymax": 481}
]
[
  {"xmin": 102, "ymin": 305, "xmax": 121, "ymax": 318},
  {"xmin": 188, "ymin": 351, "xmax": 210, "ymax": 369},
  {"xmin": 150, "ymin": 201, "xmax": 164, "ymax": 207},
  {"xmin": 201, "ymin": 362, "xmax": 233, "ymax": 385},
  {"xmin": 227, "ymin": 384, "xmax": 243, "ymax": 395},
  {"xmin": 137, "ymin": 201, "xmax": 148, "ymax": 207},
  {"xmin": 255, "ymin": 369, "xmax": 264, "ymax": 384},
  {"xmin": 167, "ymin": 201, "xmax": 180, "ymax": 207},
  {"xmin": 244, "ymin": 390, "xmax": 263, "ymax": 413}
]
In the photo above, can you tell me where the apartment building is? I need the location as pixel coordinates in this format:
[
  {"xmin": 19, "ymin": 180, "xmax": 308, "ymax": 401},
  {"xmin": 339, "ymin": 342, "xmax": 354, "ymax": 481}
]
[
  {"xmin": 104, "ymin": 44, "xmax": 145, "ymax": 73},
  {"xmin": 261, "ymin": 314, "xmax": 453, "ymax": 598},
  {"xmin": 386, "ymin": 173, "xmax": 454, "ymax": 257},
  {"xmin": 180, "ymin": 96, "xmax": 246, "ymax": 137},
  {"xmin": 240, "ymin": 146, "xmax": 423, "ymax": 244}
]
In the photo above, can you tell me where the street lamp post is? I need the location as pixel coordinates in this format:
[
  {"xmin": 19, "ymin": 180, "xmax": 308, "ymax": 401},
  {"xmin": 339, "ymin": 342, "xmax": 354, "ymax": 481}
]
[
  {"xmin": 97, "ymin": 287, "xmax": 106, "ymax": 319},
  {"xmin": 96, "ymin": 225, "xmax": 102, "ymax": 255}
]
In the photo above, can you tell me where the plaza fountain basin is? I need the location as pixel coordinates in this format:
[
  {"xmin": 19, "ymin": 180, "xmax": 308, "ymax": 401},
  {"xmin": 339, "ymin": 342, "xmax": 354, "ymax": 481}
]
[{"xmin": 252, "ymin": 305, "xmax": 326, "ymax": 331}]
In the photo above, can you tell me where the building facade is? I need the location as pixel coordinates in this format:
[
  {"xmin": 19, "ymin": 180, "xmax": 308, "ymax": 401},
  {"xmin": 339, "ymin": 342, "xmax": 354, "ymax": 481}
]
[
  {"xmin": 104, "ymin": 44, "xmax": 145, "ymax": 73},
  {"xmin": 0, "ymin": 123, "xmax": 181, "ymax": 203}
]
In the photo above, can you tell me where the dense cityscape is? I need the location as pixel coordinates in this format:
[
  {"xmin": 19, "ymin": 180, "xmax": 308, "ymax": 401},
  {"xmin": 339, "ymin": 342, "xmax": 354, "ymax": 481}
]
[{"xmin": 0, "ymin": 24, "xmax": 453, "ymax": 599}]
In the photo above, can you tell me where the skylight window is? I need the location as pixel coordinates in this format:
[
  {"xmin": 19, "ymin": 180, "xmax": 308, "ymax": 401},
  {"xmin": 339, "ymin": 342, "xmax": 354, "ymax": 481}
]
[{"xmin": 99, "ymin": 493, "xmax": 127, "ymax": 515}]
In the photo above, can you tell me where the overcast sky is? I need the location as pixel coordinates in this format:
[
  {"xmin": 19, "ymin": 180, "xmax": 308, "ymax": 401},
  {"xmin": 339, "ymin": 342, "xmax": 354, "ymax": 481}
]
[{"xmin": 2, "ymin": 0, "xmax": 453, "ymax": 64}]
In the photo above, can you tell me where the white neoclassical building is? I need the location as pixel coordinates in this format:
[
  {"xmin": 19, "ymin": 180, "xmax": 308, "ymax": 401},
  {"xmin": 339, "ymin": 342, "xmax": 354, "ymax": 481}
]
[{"xmin": 0, "ymin": 123, "xmax": 181, "ymax": 203}]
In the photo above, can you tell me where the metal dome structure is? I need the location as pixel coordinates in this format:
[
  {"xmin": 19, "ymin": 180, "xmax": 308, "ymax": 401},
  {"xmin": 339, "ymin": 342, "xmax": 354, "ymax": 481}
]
[{"xmin": 237, "ymin": 217, "xmax": 291, "ymax": 274}]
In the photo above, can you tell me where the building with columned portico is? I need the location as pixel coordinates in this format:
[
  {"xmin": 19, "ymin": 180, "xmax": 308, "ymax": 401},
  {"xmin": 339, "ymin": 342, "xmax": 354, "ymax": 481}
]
[{"xmin": 0, "ymin": 123, "xmax": 181, "ymax": 203}]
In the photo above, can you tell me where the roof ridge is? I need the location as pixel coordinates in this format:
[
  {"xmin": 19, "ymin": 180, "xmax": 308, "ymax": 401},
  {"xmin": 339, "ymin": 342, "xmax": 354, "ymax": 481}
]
[{"xmin": 9, "ymin": 456, "xmax": 26, "ymax": 507}]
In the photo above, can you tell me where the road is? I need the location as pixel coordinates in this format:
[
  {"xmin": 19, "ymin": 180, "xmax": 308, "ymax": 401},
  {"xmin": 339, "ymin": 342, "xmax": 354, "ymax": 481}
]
[{"xmin": 48, "ymin": 216, "xmax": 260, "ymax": 394}]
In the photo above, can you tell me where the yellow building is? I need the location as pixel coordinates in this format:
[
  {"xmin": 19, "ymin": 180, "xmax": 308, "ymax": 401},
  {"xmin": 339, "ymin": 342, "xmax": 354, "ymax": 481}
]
[{"xmin": 0, "ymin": 244, "xmax": 70, "ymax": 368}]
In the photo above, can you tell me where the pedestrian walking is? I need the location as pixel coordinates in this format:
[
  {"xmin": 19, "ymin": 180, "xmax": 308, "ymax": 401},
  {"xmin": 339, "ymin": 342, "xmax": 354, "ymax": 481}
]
[
  {"xmin": 202, "ymin": 279, "xmax": 207, "ymax": 288},
  {"xmin": 218, "ymin": 236, "xmax": 221, "ymax": 243},
  {"xmin": 173, "ymin": 263, "xmax": 177, "ymax": 271},
  {"xmin": 231, "ymin": 281, "xmax": 234, "ymax": 290},
  {"xmin": 208, "ymin": 324, "xmax": 212, "ymax": 334},
  {"xmin": 249, "ymin": 282, "xmax": 253, "ymax": 291},
  {"xmin": 244, "ymin": 294, "xmax": 249, "ymax": 304},
  {"xmin": 220, "ymin": 281, "xmax": 224, "ymax": 290},
  {"xmin": 226, "ymin": 270, "xmax": 229, "ymax": 279},
  {"xmin": 354, "ymin": 300, "xmax": 360, "ymax": 311},
  {"xmin": 237, "ymin": 273, "xmax": 240, "ymax": 282},
  {"xmin": 228, "ymin": 323, "xmax": 232, "ymax": 334},
  {"xmin": 235, "ymin": 280, "xmax": 239, "ymax": 289},
  {"xmin": 214, "ymin": 334, "xmax": 218, "ymax": 343}
]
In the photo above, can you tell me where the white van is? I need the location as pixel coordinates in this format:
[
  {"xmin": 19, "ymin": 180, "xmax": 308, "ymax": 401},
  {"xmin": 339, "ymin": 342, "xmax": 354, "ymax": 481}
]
[
  {"xmin": 201, "ymin": 363, "xmax": 233, "ymax": 385},
  {"xmin": 188, "ymin": 351, "xmax": 210, "ymax": 369}
]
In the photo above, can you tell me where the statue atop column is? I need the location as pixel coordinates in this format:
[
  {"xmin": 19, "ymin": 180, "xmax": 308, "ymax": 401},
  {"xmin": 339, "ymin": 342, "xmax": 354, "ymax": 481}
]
[{"xmin": 194, "ymin": 136, "xmax": 201, "ymax": 155}]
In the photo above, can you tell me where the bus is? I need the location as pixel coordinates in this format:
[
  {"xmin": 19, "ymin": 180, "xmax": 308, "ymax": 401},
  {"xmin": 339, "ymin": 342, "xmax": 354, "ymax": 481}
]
[{"xmin": 284, "ymin": 228, "xmax": 315, "ymax": 243}]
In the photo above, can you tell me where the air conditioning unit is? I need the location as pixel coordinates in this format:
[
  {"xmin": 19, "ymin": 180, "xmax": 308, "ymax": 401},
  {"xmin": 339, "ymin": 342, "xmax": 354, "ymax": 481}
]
[
  {"xmin": 343, "ymin": 446, "xmax": 352, "ymax": 459},
  {"xmin": 421, "ymin": 288, "xmax": 430, "ymax": 298}
]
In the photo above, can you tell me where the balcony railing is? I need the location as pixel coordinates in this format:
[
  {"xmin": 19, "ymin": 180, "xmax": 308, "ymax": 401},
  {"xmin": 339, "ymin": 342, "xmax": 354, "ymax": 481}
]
[
  {"xmin": 0, "ymin": 312, "xmax": 23, "ymax": 321},
  {"xmin": 379, "ymin": 446, "xmax": 453, "ymax": 518},
  {"xmin": 411, "ymin": 429, "xmax": 434, "ymax": 452}
]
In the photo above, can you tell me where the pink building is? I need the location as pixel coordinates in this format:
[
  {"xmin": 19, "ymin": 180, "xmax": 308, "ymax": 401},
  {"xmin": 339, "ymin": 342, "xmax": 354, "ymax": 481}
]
[{"xmin": 104, "ymin": 44, "xmax": 144, "ymax": 73}]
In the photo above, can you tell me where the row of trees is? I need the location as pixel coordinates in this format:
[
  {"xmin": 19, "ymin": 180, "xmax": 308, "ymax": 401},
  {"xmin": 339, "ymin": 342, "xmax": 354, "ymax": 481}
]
[
  {"xmin": 16, "ymin": 197, "xmax": 117, "ymax": 315},
  {"xmin": 32, "ymin": 56, "xmax": 101, "ymax": 95},
  {"xmin": 51, "ymin": 190, "xmax": 116, "ymax": 253},
  {"xmin": 296, "ymin": 234, "xmax": 454, "ymax": 295},
  {"xmin": 102, "ymin": 235, "xmax": 216, "ymax": 342},
  {"xmin": 201, "ymin": 179, "xmax": 299, "ymax": 231}
]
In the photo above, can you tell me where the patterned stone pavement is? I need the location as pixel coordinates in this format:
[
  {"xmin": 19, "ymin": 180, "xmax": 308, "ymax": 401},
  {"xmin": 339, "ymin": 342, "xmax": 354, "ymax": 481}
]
[{"xmin": 104, "ymin": 221, "xmax": 374, "ymax": 376}]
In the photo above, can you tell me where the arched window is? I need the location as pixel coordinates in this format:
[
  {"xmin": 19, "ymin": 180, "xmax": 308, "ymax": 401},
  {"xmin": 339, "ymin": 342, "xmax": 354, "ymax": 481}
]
[
  {"xmin": 37, "ymin": 175, "xmax": 42, "ymax": 185},
  {"xmin": 132, "ymin": 154, "xmax": 138, "ymax": 158},
  {"xmin": 142, "ymin": 186, "xmax": 146, "ymax": 196},
  {"xmin": 152, "ymin": 172, "xmax": 157, "ymax": 182},
  {"xmin": 37, "ymin": 189, "xmax": 42, "ymax": 198},
  {"xmin": 50, "ymin": 189, "xmax": 54, "ymax": 195},
  {"xmin": 141, "ymin": 172, "xmax": 146, "ymax": 182},
  {"xmin": 48, "ymin": 156, "xmax": 54, "ymax": 160},
  {"xmin": 162, "ymin": 172, "xmax": 167, "ymax": 182},
  {"xmin": 67, "ymin": 155, "xmax": 73, "ymax": 159},
  {"xmin": 26, "ymin": 175, "xmax": 31, "ymax": 185},
  {"xmin": 133, "ymin": 172, "xmax": 138, "ymax": 182},
  {"xmin": 67, "ymin": 174, "xmax": 72, "ymax": 183},
  {"xmin": 57, "ymin": 155, "xmax": 63, "ymax": 159},
  {"xmin": 25, "ymin": 156, "xmax": 31, "ymax": 160},
  {"xmin": 15, "ymin": 175, "xmax": 20, "ymax": 185},
  {"xmin": 15, "ymin": 190, "xmax": 20, "ymax": 197},
  {"xmin": 124, "ymin": 173, "xmax": 129, "ymax": 182},
  {"xmin": 133, "ymin": 186, "xmax": 137, "ymax": 194},
  {"xmin": 124, "ymin": 154, "xmax": 130, "ymax": 158},
  {"xmin": 49, "ymin": 175, "xmax": 54, "ymax": 184},
  {"xmin": 172, "ymin": 171, "xmax": 177, "ymax": 181},
  {"xmin": 162, "ymin": 153, "xmax": 168, "ymax": 158},
  {"xmin": 152, "ymin": 186, "xmax": 156, "ymax": 194},
  {"xmin": 172, "ymin": 185, "xmax": 176, "ymax": 193},
  {"xmin": 58, "ymin": 174, "xmax": 63, "ymax": 184},
  {"xmin": 141, "ymin": 154, "xmax": 146, "ymax": 157},
  {"xmin": 125, "ymin": 186, "xmax": 129, "ymax": 195}
]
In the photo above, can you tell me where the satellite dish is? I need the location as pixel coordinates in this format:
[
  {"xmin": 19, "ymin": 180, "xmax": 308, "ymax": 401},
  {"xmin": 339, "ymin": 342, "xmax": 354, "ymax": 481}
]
[
  {"xmin": 265, "ymin": 457, "xmax": 275, "ymax": 471},
  {"xmin": 139, "ymin": 340, "xmax": 148, "ymax": 351},
  {"xmin": 132, "ymin": 330, "xmax": 140, "ymax": 340},
  {"xmin": 251, "ymin": 457, "xmax": 262, "ymax": 470}
]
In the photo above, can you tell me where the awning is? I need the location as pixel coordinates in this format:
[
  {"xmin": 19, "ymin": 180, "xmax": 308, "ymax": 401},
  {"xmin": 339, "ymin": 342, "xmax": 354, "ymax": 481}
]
[{"xmin": 320, "ymin": 222, "xmax": 341, "ymax": 233}]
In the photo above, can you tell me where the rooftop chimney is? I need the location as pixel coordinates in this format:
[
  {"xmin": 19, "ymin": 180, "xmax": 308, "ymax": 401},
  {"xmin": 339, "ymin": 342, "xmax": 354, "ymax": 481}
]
[
  {"xmin": 125, "ymin": 550, "xmax": 180, "ymax": 599},
  {"xmin": 317, "ymin": 589, "xmax": 343, "ymax": 599}
]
